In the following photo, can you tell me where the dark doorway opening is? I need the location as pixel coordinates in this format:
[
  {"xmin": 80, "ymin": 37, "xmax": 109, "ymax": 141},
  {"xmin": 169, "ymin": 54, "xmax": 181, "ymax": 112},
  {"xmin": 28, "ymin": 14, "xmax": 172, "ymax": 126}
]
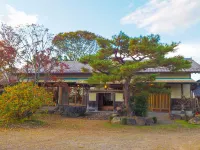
[{"xmin": 98, "ymin": 93, "xmax": 113, "ymax": 111}]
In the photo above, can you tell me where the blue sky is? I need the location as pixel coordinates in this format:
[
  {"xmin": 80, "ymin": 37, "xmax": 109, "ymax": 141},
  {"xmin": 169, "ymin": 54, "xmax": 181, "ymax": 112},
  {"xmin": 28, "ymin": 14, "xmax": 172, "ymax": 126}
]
[{"xmin": 0, "ymin": 0, "xmax": 200, "ymax": 79}]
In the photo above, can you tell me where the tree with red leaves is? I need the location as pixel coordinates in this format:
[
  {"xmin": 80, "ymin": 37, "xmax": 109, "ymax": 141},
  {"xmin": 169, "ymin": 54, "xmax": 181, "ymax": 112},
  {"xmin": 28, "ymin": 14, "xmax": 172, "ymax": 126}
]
[
  {"xmin": 0, "ymin": 24, "xmax": 68, "ymax": 84},
  {"xmin": 0, "ymin": 24, "xmax": 21, "ymax": 84},
  {"xmin": 0, "ymin": 41, "xmax": 17, "ymax": 84},
  {"xmin": 17, "ymin": 24, "xmax": 69, "ymax": 84}
]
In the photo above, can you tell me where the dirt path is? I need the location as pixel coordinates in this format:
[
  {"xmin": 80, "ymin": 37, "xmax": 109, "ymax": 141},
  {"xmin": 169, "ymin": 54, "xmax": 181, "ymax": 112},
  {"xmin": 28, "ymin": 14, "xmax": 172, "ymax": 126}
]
[{"xmin": 0, "ymin": 115, "xmax": 200, "ymax": 150}]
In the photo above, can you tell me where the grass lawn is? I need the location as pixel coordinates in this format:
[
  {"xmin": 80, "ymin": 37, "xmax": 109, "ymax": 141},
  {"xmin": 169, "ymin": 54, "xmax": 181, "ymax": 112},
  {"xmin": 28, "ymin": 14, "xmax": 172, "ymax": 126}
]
[{"xmin": 0, "ymin": 114, "xmax": 200, "ymax": 150}]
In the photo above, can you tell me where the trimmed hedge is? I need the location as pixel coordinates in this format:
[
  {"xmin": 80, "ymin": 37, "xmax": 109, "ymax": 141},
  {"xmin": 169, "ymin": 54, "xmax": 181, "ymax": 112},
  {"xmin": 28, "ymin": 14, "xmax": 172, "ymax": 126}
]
[{"xmin": 130, "ymin": 92, "xmax": 148, "ymax": 117}]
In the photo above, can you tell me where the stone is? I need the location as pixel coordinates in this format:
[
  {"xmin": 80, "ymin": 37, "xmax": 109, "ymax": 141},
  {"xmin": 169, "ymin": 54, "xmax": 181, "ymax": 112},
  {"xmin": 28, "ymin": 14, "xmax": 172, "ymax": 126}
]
[
  {"xmin": 145, "ymin": 117, "xmax": 154, "ymax": 126},
  {"xmin": 111, "ymin": 117, "xmax": 121, "ymax": 124},
  {"xmin": 111, "ymin": 113, "xmax": 119, "ymax": 118},
  {"xmin": 62, "ymin": 105, "xmax": 87, "ymax": 117},
  {"xmin": 116, "ymin": 107, "xmax": 122, "ymax": 111},
  {"xmin": 127, "ymin": 118, "xmax": 136, "ymax": 125},
  {"xmin": 135, "ymin": 117, "xmax": 146, "ymax": 126},
  {"xmin": 188, "ymin": 116, "xmax": 200, "ymax": 125}
]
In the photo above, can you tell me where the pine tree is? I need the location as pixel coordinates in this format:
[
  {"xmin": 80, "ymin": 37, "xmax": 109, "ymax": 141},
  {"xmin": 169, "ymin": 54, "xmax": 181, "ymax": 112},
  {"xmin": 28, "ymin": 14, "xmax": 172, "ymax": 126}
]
[{"xmin": 80, "ymin": 32, "xmax": 191, "ymax": 113}]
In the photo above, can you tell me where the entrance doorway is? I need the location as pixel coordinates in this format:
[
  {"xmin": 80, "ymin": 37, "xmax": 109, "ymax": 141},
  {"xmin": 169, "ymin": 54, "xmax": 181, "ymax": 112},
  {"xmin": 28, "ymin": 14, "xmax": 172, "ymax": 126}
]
[{"xmin": 98, "ymin": 93, "xmax": 113, "ymax": 111}]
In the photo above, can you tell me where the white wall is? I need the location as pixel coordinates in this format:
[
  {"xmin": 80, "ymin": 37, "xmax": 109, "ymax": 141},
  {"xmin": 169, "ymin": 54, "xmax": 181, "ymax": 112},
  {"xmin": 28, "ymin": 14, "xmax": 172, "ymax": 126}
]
[
  {"xmin": 169, "ymin": 84, "xmax": 191, "ymax": 99},
  {"xmin": 170, "ymin": 84, "xmax": 181, "ymax": 99},
  {"xmin": 183, "ymin": 84, "xmax": 191, "ymax": 98}
]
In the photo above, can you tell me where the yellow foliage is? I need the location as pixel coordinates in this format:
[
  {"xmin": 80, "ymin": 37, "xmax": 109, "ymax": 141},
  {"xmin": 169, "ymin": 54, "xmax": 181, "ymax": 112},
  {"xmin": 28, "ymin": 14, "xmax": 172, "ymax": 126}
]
[{"xmin": 0, "ymin": 82, "xmax": 53, "ymax": 123}]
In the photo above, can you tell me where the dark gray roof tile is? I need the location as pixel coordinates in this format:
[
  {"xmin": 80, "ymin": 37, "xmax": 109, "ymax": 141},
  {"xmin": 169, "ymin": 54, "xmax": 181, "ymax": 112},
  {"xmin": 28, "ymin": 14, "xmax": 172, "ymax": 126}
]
[
  {"xmin": 139, "ymin": 59, "xmax": 200, "ymax": 73},
  {"xmin": 21, "ymin": 59, "xmax": 200, "ymax": 74},
  {"xmin": 52, "ymin": 61, "xmax": 92, "ymax": 73}
]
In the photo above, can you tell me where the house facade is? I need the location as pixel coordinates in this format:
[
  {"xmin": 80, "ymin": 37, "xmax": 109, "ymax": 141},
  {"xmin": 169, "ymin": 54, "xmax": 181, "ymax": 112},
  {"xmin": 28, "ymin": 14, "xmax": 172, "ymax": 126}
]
[{"xmin": 17, "ymin": 58, "xmax": 200, "ymax": 112}]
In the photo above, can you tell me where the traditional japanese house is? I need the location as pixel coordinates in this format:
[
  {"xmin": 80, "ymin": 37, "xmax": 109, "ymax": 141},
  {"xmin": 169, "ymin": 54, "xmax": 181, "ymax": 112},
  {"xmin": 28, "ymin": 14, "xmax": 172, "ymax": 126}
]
[{"xmin": 21, "ymin": 58, "xmax": 200, "ymax": 112}]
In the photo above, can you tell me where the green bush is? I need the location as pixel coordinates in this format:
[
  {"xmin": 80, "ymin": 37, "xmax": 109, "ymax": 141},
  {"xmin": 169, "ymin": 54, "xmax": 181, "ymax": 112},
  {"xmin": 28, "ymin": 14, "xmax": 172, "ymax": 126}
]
[
  {"xmin": 120, "ymin": 117, "xmax": 127, "ymax": 125},
  {"xmin": 131, "ymin": 92, "xmax": 148, "ymax": 117},
  {"xmin": 152, "ymin": 117, "xmax": 157, "ymax": 124},
  {"xmin": 0, "ymin": 82, "xmax": 53, "ymax": 123}
]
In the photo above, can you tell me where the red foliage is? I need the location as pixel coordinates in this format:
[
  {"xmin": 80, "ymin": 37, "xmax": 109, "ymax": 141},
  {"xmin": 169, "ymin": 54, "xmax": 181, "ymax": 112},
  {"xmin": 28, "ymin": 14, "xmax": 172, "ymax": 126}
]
[
  {"xmin": 50, "ymin": 75, "xmax": 58, "ymax": 81},
  {"xmin": 59, "ymin": 62, "xmax": 69, "ymax": 73},
  {"xmin": 23, "ymin": 48, "xmax": 69, "ymax": 83},
  {"xmin": 0, "ymin": 41, "xmax": 16, "ymax": 68}
]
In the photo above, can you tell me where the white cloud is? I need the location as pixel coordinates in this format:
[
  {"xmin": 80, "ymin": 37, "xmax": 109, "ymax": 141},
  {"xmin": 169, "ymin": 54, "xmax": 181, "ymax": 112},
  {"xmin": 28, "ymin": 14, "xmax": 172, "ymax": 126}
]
[
  {"xmin": 121, "ymin": 0, "xmax": 200, "ymax": 34},
  {"xmin": 0, "ymin": 5, "xmax": 38, "ymax": 27},
  {"xmin": 167, "ymin": 42, "xmax": 200, "ymax": 81},
  {"xmin": 168, "ymin": 43, "xmax": 200, "ymax": 63}
]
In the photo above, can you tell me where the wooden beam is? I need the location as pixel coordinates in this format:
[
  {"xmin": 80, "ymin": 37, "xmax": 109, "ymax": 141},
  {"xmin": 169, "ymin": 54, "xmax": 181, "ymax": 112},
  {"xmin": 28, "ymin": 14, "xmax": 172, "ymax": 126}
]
[
  {"xmin": 181, "ymin": 84, "xmax": 183, "ymax": 98},
  {"xmin": 58, "ymin": 86, "xmax": 62, "ymax": 105},
  {"xmin": 160, "ymin": 94, "xmax": 162, "ymax": 111},
  {"xmin": 62, "ymin": 87, "xmax": 68, "ymax": 105}
]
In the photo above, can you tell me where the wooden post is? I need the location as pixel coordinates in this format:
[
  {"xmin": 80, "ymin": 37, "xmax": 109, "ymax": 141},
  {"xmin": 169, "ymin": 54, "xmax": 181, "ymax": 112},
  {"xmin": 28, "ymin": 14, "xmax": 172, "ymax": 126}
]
[
  {"xmin": 96, "ymin": 93, "xmax": 98, "ymax": 111},
  {"xmin": 169, "ymin": 94, "xmax": 171, "ymax": 113},
  {"xmin": 160, "ymin": 94, "xmax": 162, "ymax": 111},
  {"xmin": 85, "ymin": 87, "xmax": 89, "ymax": 109},
  {"xmin": 82, "ymin": 87, "xmax": 85, "ymax": 105},
  {"xmin": 58, "ymin": 86, "xmax": 62, "ymax": 105},
  {"xmin": 112, "ymin": 93, "xmax": 115, "ymax": 112},
  {"xmin": 62, "ymin": 87, "xmax": 68, "ymax": 105},
  {"xmin": 181, "ymin": 84, "xmax": 183, "ymax": 98},
  {"xmin": 75, "ymin": 87, "xmax": 77, "ymax": 105}
]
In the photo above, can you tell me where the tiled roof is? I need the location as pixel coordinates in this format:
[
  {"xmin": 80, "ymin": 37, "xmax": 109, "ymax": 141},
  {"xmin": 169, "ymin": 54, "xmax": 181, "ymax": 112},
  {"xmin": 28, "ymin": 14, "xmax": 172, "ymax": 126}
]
[
  {"xmin": 0, "ymin": 78, "xmax": 8, "ymax": 85},
  {"xmin": 139, "ymin": 59, "xmax": 200, "ymax": 73},
  {"xmin": 153, "ymin": 79, "xmax": 196, "ymax": 83},
  {"xmin": 52, "ymin": 61, "xmax": 93, "ymax": 73},
  {"xmin": 0, "ymin": 75, "xmax": 9, "ymax": 85},
  {"xmin": 22, "ymin": 61, "xmax": 93, "ymax": 74},
  {"xmin": 21, "ymin": 59, "xmax": 200, "ymax": 74},
  {"xmin": 0, "ymin": 75, "xmax": 17, "ymax": 86}
]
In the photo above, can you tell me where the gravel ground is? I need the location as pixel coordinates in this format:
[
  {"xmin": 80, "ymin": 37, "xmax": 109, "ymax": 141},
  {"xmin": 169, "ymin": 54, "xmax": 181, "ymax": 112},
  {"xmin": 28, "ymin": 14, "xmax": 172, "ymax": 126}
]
[{"xmin": 0, "ymin": 115, "xmax": 200, "ymax": 150}]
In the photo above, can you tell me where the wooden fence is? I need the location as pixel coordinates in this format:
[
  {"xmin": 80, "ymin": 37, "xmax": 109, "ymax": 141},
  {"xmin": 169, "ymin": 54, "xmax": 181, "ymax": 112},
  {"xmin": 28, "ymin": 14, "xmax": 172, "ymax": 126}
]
[{"xmin": 148, "ymin": 93, "xmax": 171, "ymax": 112}]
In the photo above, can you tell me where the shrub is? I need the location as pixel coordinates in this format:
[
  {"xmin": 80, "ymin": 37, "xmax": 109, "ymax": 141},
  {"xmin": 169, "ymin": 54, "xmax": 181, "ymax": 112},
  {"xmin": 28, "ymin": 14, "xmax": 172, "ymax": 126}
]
[
  {"xmin": 120, "ymin": 117, "xmax": 127, "ymax": 125},
  {"xmin": 0, "ymin": 82, "xmax": 53, "ymax": 123},
  {"xmin": 152, "ymin": 117, "xmax": 157, "ymax": 124},
  {"xmin": 129, "ymin": 96, "xmax": 135, "ymax": 114},
  {"xmin": 109, "ymin": 116, "xmax": 114, "ymax": 122},
  {"xmin": 132, "ymin": 92, "xmax": 148, "ymax": 117}
]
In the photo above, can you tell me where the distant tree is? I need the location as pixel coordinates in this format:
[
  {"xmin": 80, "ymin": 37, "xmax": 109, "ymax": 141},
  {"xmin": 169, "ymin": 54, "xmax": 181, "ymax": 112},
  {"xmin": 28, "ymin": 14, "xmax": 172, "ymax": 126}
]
[
  {"xmin": 0, "ymin": 24, "xmax": 21, "ymax": 84},
  {"xmin": 80, "ymin": 32, "xmax": 191, "ymax": 112},
  {"xmin": 0, "ymin": 24, "xmax": 68, "ymax": 84},
  {"xmin": 53, "ymin": 31, "xmax": 99, "ymax": 61},
  {"xmin": 0, "ymin": 24, "xmax": 21, "ymax": 51},
  {"xmin": 16, "ymin": 24, "xmax": 55, "ymax": 83},
  {"xmin": 0, "ymin": 41, "xmax": 17, "ymax": 83}
]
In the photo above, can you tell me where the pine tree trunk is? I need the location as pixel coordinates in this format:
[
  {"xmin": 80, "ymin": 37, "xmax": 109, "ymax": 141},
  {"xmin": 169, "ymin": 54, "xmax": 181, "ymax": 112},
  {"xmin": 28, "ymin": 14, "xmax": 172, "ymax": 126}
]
[{"xmin": 124, "ymin": 79, "xmax": 131, "ymax": 114}]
